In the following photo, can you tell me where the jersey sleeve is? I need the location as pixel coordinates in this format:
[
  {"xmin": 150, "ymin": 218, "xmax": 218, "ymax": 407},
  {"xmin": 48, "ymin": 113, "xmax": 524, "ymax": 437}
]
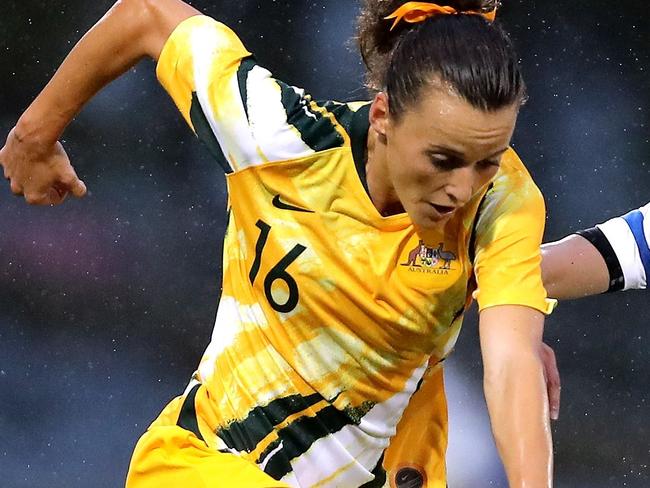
[
  {"xmin": 156, "ymin": 15, "xmax": 351, "ymax": 174},
  {"xmin": 472, "ymin": 150, "xmax": 556, "ymax": 315},
  {"xmin": 577, "ymin": 202, "xmax": 650, "ymax": 291}
]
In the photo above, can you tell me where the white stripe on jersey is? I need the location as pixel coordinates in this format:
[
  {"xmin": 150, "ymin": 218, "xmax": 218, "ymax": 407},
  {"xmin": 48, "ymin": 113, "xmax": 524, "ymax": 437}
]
[
  {"xmin": 189, "ymin": 25, "xmax": 315, "ymax": 171},
  {"xmin": 277, "ymin": 359, "xmax": 429, "ymax": 488},
  {"xmin": 198, "ymin": 296, "xmax": 267, "ymax": 380},
  {"xmin": 190, "ymin": 25, "xmax": 258, "ymax": 171},
  {"xmin": 597, "ymin": 202, "xmax": 649, "ymax": 290},
  {"xmin": 245, "ymin": 67, "xmax": 315, "ymax": 166}
]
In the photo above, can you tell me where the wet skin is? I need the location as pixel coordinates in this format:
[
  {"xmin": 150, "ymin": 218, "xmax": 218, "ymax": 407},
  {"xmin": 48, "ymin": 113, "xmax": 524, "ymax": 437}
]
[{"xmin": 366, "ymin": 84, "xmax": 519, "ymax": 230}]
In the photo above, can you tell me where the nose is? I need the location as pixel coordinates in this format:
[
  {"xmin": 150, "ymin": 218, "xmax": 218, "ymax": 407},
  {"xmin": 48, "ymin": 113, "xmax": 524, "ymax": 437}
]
[{"xmin": 445, "ymin": 166, "xmax": 476, "ymax": 206}]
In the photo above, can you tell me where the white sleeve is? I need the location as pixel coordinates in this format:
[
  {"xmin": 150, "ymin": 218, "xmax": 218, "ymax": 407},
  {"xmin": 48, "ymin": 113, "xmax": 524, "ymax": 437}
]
[{"xmin": 596, "ymin": 202, "xmax": 650, "ymax": 290}]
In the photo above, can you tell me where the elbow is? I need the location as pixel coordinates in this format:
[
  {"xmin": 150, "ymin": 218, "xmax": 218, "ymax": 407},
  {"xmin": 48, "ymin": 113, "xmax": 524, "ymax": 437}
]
[
  {"xmin": 111, "ymin": 0, "xmax": 168, "ymax": 59},
  {"xmin": 482, "ymin": 355, "xmax": 510, "ymax": 401},
  {"xmin": 113, "ymin": 0, "xmax": 200, "ymax": 59},
  {"xmin": 110, "ymin": 0, "xmax": 158, "ymax": 36},
  {"xmin": 482, "ymin": 359, "xmax": 508, "ymax": 396},
  {"xmin": 114, "ymin": 0, "xmax": 153, "ymax": 17},
  {"xmin": 483, "ymin": 348, "xmax": 544, "ymax": 391}
]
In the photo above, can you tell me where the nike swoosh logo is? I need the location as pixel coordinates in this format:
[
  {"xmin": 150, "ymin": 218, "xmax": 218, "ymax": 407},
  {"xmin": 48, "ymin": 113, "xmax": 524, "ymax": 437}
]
[{"xmin": 272, "ymin": 194, "xmax": 314, "ymax": 213}]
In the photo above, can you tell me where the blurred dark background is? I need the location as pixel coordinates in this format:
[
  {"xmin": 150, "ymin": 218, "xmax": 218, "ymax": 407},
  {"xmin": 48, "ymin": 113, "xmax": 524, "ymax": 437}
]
[{"xmin": 0, "ymin": 1, "xmax": 647, "ymax": 487}]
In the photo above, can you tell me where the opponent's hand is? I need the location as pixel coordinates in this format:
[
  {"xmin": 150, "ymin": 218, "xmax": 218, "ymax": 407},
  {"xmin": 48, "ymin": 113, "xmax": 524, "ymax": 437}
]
[
  {"xmin": 0, "ymin": 127, "xmax": 87, "ymax": 206},
  {"xmin": 541, "ymin": 341, "xmax": 561, "ymax": 420}
]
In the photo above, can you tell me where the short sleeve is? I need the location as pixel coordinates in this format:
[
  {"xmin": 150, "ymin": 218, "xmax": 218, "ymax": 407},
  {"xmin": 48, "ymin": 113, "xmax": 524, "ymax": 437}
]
[
  {"xmin": 472, "ymin": 150, "xmax": 556, "ymax": 315},
  {"xmin": 156, "ymin": 15, "xmax": 352, "ymax": 174}
]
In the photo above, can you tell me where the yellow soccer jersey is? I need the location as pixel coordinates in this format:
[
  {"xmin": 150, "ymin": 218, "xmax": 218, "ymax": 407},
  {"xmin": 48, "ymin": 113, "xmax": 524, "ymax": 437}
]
[{"xmin": 156, "ymin": 15, "xmax": 553, "ymax": 488}]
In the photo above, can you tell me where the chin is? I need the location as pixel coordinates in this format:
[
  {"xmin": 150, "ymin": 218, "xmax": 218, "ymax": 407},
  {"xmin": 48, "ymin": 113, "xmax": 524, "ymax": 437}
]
[{"xmin": 413, "ymin": 212, "xmax": 449, "ymax": 230}]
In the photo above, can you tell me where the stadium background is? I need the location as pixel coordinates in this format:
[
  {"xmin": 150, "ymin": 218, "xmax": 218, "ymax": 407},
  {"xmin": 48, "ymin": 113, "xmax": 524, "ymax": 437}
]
[{"xmin": 0, "ymin": 1, "xmax": 648, "ymax": 486}]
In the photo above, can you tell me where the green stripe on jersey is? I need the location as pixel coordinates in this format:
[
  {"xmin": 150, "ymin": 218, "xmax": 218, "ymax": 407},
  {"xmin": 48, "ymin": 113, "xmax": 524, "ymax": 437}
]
[
  {"xmin": 176, "ymin": 383, "xmax": 205, "ymax": 441},
  {"xmin": 189, "ymin": 92, "xmax": 232, "ymax": 174},
  {"xmin": 237, "ymin": 57, "xmax": 257, "ymax": 120},
  {"xmin": 258, "ymin": 404, "xmax": 355, "ymax": 479},
  {"xmin": 217, "ymin": 392, "xmax": 325, "ymax": 453},
  {"xmin": 277, "ymin": 80, "xmax": 349, "ymax": 152}
]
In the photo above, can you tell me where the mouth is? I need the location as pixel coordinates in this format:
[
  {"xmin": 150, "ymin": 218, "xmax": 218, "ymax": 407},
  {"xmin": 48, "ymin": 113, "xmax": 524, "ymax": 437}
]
[{"xmin": 430, "ymin": 203, "xmax": 456, "ymax": 216}]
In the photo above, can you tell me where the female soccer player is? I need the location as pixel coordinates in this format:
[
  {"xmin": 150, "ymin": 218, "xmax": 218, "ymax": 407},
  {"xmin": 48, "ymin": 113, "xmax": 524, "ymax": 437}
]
[
  {"xmin": 542, "ymin": 202, "xmax": 649, "ymax": 298},
  {"xmin": 0, "ymin": 1, "xmax": 556, "ymax": 486}
]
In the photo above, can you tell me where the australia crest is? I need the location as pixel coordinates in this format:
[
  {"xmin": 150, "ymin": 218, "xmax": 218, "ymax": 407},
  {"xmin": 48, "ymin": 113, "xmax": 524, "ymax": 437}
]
[{"xmin": 401, "ymin": 240, "xmax": 457, "ymax": 273}]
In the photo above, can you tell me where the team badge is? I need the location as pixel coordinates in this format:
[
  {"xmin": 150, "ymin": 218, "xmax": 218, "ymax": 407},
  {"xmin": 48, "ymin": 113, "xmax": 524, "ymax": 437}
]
[{"xmin": 401, "ymin": 240, "xmax": 457, "ymax": 274}]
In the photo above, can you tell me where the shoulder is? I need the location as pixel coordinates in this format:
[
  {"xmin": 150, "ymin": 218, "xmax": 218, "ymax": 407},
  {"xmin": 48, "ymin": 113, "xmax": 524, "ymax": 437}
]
[
  {"xmin": 159, "ymin": 14, "xmax": 247, "ymax": 53},
  {"xmin": 157, "ymin": 14, "xmax": 370, "ymax": 172},
  {"xmin": 495, "ymin": 148, "xmax": 541, "ymax": 194},
  {"xmin": 478, "ymin": 148, "xmax": 545, "ymax": 226},
  {"xmin": 470, "ymin": 149, "xmax": 552, "ymax": 314}
]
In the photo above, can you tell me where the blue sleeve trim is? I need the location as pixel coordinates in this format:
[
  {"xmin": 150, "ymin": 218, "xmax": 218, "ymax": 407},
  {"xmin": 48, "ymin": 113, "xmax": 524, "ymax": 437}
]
[{"xmin": 622, "ymin": 210, "xmax": 650, "ymax": 280}]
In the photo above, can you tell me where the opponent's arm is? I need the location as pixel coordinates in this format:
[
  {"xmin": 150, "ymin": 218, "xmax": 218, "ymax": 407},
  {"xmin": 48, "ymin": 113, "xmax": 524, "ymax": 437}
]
[
  {"xmin": 541, "ymin": 235, "xmax": 610, "ymax": 299},
  {"xmin": 543, "ymin": 203, "xmax": 650, "ymax": 299},
  {"xmin": 480, "ymin": 305, "xmax": 552, "ymax": 488},
  {"xmin": 0, "ymin": 0, "xmax": 199, "ymax": 205}
]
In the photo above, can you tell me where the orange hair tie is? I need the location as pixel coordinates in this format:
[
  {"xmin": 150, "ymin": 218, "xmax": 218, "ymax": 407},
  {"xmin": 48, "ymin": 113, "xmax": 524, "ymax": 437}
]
[{"xmin": 385, "ymin": 2, "xmax": 497, "ymax": 31}]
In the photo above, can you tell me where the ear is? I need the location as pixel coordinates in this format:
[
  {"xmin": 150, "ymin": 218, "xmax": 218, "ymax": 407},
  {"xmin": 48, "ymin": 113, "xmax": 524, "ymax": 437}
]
[{"xmin": 369, "ymin": 92, "xmax": 390, "ymax": 137}]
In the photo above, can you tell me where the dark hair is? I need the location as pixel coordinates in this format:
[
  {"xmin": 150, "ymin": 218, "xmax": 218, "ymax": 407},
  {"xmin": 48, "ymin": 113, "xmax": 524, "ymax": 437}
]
[{"xmin": 357, "ymin": 0, "xmax": 526, "ymax": 119}]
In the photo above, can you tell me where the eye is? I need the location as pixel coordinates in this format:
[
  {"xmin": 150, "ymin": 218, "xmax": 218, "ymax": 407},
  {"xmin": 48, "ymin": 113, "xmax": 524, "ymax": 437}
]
[
  {"xmin": 428, "ymin": 154, "xmax": 460, "ymax": 171},
  {"xmin": 476, "ymin": 159, "xmax": 501, "ymax": 171}
]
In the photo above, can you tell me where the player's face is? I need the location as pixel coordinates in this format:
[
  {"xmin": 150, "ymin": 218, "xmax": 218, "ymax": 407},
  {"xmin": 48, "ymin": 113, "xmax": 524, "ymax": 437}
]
[{"xmin": 376, "ymin": 86, "xmax": 518, "ymax": 230}]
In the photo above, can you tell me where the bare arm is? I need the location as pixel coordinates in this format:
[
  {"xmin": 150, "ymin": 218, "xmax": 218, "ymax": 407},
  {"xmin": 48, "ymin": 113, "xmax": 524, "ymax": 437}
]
[
  {"xmin": 480, "ymin": 305, "xmax": 553, "ymax": 488},
  {"xmin": 541, "ymin": 234, "xmax": 609, "ymax": 300},
  {"xmin": 1, "ymin": 0, "xmax": 199, "ymax": 204}
]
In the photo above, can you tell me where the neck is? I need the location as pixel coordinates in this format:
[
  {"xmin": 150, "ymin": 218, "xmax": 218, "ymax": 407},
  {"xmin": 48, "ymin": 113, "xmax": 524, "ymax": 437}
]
[{"xmin": 365, "ymin": 128, "xmax": 404, "ymax": 216}]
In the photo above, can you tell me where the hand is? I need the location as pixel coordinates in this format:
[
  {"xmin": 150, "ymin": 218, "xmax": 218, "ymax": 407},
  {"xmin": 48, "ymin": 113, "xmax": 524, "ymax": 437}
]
[
  {"xmin": 1, "ymin": 127, "xmax": 87, "ymax": 205},
  {"xmin": 541, "ymin": 341, "xmax": 561, "ymax": 420}
]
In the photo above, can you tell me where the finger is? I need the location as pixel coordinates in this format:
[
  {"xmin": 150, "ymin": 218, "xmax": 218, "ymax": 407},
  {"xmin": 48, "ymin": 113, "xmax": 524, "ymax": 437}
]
[
  {"xmin": 549, "ymin": 383, "xmax": 561, "ymax": 421},
  {"xmin": 0, "ymin": 147, "xmax": 14, "ymax": 179},
  {"xmin": 48, "ymin": 187, "xmax": 68, "ymax": 205},
  {"xmin": 60, "ymin": 172, "xmax": 87, "ymax": 198},
  {"xmin": 542, "ymin": 345, "xmax": 561, "ymax": 420},
  {"xmin": 1, "ymin": 153, "xmax": 9, "ymax": 179},
  {"xmin": 70, "ymin": 178, "xmax": 87, "ymax": 198},
  {"xmin": 24, "ymin": 191, "xmax": 51, "ymax": 206},
  {"xmin": 10, "ymin": 180, "xmax": 23, "ymax": 196}
]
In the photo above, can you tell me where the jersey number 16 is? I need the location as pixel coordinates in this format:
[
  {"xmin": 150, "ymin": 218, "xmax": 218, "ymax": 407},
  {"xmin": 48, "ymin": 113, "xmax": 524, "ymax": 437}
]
[{"xmin": 249, "ymin": 219, "xmax": 307, "ymax": 313}]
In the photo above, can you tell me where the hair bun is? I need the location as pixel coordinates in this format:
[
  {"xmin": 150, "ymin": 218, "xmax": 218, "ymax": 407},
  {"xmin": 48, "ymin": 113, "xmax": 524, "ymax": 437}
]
[{"xmin": 357, "ymin": 1, "xmax": 501, "ymax": 92}]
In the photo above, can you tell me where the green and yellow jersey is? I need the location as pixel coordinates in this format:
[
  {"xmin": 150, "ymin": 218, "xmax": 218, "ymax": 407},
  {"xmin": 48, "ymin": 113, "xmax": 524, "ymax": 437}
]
[{"xmin": 155, "ymin": 15, "xmax": 554, "ymax": 488}]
